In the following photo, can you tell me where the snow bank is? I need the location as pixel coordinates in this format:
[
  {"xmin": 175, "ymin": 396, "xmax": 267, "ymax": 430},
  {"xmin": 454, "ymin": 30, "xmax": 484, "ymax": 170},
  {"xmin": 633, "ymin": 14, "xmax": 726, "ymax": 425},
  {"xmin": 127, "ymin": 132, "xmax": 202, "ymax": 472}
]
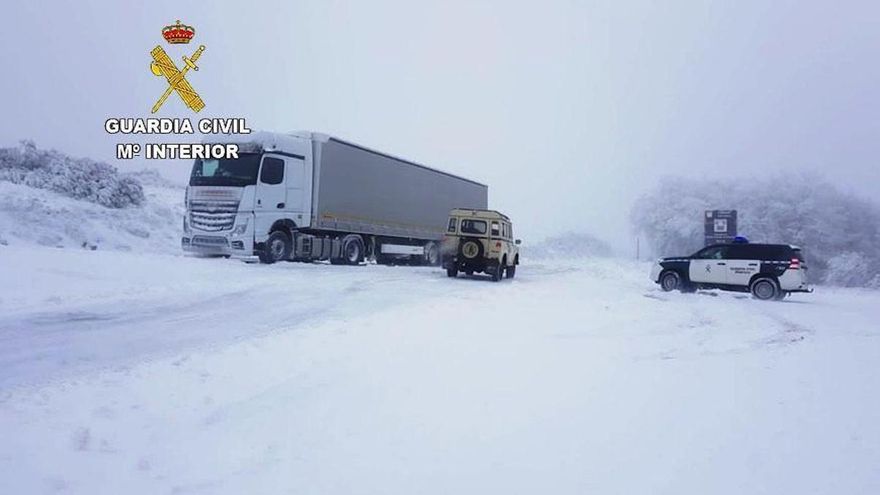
[
  {"xmin": 0, "ymin": 251, "xmax": 878, "ymax": 494},
  {"xmin": 0, "ymin": 181, "xmax": 183, "ymax": 254}
]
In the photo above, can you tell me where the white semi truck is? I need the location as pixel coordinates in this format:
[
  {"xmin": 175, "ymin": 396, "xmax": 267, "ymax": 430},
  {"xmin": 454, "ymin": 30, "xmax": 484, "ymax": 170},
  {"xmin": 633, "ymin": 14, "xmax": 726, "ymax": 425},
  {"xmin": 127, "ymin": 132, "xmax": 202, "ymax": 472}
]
[{"xmin": 182, "ymin": 131, "xmax": 488, "ymax": 264}]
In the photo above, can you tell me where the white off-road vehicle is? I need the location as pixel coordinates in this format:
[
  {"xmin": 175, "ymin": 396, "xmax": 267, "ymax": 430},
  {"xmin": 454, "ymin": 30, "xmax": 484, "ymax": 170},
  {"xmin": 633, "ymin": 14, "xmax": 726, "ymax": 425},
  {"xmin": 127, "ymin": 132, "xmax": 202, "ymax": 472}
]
[{"xmin": 441, "ymin": 209, "xmax": 520, "ymax": 282}]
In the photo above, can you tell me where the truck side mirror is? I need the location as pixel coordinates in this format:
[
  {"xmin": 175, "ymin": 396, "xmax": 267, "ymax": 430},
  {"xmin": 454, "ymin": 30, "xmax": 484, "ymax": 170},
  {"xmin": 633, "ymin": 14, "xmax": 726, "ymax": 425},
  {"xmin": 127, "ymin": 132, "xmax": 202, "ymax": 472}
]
[{"xmin": 515, "ymin": 239, "xmax": 521, "ymax": 245}]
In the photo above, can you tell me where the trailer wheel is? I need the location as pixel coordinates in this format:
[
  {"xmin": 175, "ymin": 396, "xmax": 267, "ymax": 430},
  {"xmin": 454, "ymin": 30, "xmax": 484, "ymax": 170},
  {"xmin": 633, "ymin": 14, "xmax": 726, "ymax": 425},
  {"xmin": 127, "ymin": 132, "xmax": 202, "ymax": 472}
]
[
  {"xmin": 424, "ymin": 242, "xmax": 440, "ymax": 266},
  {"xmin": 260, "ymin": 231, "xmax": 291, "ymax": 264}
]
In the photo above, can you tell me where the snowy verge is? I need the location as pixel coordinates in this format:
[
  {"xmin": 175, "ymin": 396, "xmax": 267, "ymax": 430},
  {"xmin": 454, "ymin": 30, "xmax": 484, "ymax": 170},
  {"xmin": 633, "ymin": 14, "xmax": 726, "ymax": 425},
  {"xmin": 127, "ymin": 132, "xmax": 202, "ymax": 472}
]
[
  {"xmin": 0, "ymin": 249, "xmax": 878, "ymax": 494},
  {"xmin": 0, "ymin": 181, "xmax": 183, "ymax": 254}
]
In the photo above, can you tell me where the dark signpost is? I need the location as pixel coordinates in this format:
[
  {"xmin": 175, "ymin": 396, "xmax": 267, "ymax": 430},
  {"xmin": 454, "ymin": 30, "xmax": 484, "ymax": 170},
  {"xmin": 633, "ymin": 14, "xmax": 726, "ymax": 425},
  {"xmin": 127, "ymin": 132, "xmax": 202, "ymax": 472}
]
[{"xmin": 704, "ymin": 210, "xmax": 737, "ymax": 246}]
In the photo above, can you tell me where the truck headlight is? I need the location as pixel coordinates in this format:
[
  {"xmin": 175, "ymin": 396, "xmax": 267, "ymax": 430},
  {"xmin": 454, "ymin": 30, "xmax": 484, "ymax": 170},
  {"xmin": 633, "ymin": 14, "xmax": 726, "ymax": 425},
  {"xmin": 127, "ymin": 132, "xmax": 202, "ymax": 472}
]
[{"xmin": 232, "ymin": 219, "xmax": 248, "ymax": 235}]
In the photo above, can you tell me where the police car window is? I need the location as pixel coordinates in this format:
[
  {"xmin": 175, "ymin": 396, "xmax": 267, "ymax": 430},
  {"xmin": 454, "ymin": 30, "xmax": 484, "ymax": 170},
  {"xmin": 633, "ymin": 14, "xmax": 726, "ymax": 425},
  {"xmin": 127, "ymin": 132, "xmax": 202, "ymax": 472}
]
[
  {"xmin": 696, "ymin": 246, "xmax": 728, "ymax": 259},
  {"xmin": 728, "ymin": 245, "xmax": 752, "ymax": 259},
  {"xmin": 447, "ymin": 217, "xmax": 457, "ymax": 233},
  {"xmin": 460, "ymin": 219, "xmax": 487, "ymax": 235}
]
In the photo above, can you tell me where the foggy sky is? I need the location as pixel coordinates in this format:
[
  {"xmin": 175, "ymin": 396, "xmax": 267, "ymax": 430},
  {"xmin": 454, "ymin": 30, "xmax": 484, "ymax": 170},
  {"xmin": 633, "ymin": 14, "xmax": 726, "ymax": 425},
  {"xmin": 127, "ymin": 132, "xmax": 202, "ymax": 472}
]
[{"xmin": 1, "ymin": 0, "xmax": 878, "ymax": 251}]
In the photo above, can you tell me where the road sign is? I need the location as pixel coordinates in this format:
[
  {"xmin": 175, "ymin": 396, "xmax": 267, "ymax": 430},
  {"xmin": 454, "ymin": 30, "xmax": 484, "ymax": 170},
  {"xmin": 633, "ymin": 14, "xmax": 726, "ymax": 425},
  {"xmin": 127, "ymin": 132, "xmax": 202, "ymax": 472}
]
[{"xmin": 705, "ymin": 210, "xmax": 737, "ymax": 246}]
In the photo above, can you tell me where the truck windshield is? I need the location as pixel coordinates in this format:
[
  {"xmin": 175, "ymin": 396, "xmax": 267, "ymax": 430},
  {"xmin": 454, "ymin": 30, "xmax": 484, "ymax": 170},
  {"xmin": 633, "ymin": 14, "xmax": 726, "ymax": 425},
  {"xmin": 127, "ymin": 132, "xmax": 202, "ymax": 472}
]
[{"xmin": 190, "ymin": 154, "xmax": 261, "ymax": 187}]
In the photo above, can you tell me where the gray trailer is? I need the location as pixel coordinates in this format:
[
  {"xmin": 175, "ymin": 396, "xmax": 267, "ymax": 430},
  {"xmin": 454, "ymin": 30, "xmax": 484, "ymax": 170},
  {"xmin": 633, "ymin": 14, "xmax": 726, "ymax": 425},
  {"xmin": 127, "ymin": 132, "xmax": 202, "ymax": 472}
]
[{"xmin": 183, "ymin": 131, "xmax": 488, "ymax": 265}]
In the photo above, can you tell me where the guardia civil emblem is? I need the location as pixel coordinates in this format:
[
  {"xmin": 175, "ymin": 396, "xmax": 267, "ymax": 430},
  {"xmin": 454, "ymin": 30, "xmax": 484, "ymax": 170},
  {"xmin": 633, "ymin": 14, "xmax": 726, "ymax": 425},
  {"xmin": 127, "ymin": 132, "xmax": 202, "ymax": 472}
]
[{"xmin": 149, "ymin": 20, "xmax": 206, "ymax": 113}]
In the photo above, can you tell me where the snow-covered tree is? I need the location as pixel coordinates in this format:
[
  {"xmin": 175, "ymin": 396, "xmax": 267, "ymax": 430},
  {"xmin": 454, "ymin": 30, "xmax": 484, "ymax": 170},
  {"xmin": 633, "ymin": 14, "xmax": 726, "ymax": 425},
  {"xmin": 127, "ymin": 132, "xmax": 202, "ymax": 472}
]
[{"xmin": 0, "ymin": 141, "xmax": 144, "ymax": 208}]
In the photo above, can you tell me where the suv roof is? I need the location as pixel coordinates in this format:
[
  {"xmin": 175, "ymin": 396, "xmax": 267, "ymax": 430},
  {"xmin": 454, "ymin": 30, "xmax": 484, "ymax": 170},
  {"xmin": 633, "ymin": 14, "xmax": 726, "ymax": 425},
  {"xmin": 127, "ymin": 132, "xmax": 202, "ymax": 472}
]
[
  {"xmin": 702, "ymin": 243, "xmax": 803, "ymax": 261},
  {"xmin": 450, "ymin": 208, "xmax": 510, "ymax": 221}
]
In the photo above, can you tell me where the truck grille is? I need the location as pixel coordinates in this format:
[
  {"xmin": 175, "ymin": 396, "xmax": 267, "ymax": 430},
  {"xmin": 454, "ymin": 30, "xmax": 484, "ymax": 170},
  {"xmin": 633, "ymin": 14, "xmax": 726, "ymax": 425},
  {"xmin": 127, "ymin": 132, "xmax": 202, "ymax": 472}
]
[
  {"xmin": 189, "ymin": 200, "xmax": 238, "ymax": 232},
  {"xmin": 191, "ymin": 236, "xmax": 229, "ymax": 247}
]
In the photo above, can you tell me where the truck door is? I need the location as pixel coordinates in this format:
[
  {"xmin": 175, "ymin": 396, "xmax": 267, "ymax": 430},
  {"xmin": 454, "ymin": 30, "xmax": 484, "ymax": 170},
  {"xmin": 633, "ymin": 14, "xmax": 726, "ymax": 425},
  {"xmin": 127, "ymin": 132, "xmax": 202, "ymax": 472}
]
[
  {"xmin": 689, "ymin": 245, "xmax": 729, "ymax": 285},
  {"xmin": 253, "ymin": 155, "xmax": 287, "ymax": 238}
]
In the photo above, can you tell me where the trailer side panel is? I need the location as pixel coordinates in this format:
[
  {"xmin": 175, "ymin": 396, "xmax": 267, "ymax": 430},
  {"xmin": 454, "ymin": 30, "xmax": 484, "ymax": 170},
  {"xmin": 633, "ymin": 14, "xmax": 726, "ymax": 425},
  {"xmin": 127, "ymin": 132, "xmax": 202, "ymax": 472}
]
[{"xmin": 313, "ymin": 139, "xmax": 488, "ymax": 240}]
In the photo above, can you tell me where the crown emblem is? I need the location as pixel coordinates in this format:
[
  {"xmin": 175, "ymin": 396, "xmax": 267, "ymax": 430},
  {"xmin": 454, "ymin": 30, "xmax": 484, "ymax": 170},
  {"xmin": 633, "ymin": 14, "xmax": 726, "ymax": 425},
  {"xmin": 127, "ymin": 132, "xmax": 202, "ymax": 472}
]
[{"xmin": 162, "ymin": 20, "xmax": 195, "ymax": 44}]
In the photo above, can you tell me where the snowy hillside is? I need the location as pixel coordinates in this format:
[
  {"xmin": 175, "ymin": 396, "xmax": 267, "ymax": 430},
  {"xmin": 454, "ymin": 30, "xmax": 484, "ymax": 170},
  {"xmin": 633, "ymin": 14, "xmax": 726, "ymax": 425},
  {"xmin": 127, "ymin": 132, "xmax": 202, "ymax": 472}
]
[
  {"xmin": 1, "ymin": 246, "xmax": 878, "ymax": 494},
  {"xmin": 0, "ymin": 142, "xmax": 185, "ymax": 253}
]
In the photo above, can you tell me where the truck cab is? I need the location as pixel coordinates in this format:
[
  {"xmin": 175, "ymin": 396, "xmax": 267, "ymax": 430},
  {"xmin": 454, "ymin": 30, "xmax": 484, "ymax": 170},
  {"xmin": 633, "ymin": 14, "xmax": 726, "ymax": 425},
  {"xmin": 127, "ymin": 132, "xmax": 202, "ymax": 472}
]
[
  {"xmin": 182, "ymin": 132, "xmax": 313, "ymax": 260},
  {"xmin": 441, "ymin": 208, "xmax": 521, "ymax": 281}
]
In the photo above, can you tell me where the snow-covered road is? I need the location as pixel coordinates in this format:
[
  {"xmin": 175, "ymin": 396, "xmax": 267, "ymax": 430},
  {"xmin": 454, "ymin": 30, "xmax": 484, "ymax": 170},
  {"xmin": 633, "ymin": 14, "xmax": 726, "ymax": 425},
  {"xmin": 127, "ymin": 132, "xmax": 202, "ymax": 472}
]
[{"xmin": 1, "ymin": 246, "xmax": 878, "ymax": 494}]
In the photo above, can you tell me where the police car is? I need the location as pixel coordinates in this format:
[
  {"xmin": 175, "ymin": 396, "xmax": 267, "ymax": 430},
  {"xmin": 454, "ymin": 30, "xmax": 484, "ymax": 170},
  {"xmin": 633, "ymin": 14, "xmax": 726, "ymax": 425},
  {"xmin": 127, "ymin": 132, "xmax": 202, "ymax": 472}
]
[{"xmin": 649, "ymin": 240, "xmax": 811, "ymax": 300}]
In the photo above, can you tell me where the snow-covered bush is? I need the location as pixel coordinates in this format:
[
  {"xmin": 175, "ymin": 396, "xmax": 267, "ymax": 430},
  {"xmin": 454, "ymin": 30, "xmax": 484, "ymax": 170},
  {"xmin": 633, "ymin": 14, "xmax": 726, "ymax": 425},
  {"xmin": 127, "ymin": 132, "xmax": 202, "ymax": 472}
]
[
  {"xmin": 631, "ymin": 175, "xmax": 880, "ymax": 287},
  {"xmin": 529, "ymin": 232, "xmax": 612, "ymax": 259},
  {"xmin": 0, "ymin": 141, "xmax": 144, "ymax": 208}
]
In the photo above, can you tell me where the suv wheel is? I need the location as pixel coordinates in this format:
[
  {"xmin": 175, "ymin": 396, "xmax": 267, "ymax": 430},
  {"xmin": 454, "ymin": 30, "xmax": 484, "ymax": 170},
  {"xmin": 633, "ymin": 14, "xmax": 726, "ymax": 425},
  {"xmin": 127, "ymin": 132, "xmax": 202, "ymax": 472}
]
[
  {"xmin": 446, "ymin": 267, "xmax": 457, "ymax": 278},
  {"xmin": 505, "ymin": 264, "xmax": 516, "ymax": 279},
  {"xmin": 491, "ymin": 265, "xmax": 503, "ymax": 282},
  {"xmin": 659, "ymin": 270, "xmax": 681, "ymax": 292},
  {"xmin": 260, "ymin": 231, "xmax": 291, "ymax": 264},
  {"xmin": 751, "ymin": 277, "xmax": 779, "ymax": 301}
]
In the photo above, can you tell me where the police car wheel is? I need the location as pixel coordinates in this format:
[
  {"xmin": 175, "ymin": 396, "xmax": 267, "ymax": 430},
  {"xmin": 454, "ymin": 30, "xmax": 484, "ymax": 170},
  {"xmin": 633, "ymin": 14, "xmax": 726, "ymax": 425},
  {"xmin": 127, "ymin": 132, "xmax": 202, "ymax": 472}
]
[
  {"xmin": 751, "ymin": 278, "xmax": 779, "ymax": 301},
  {"xmin": 659, "ymin": 271, "xmax": 680, "ymax": 292}
]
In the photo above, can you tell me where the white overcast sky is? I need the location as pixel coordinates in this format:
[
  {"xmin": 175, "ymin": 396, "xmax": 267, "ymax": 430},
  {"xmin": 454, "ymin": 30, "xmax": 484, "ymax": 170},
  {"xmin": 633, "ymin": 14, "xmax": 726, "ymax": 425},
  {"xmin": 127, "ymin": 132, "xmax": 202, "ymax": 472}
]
[{"xmin": 1, "ymin": 0, "xmax": 878, "ymax": 250}]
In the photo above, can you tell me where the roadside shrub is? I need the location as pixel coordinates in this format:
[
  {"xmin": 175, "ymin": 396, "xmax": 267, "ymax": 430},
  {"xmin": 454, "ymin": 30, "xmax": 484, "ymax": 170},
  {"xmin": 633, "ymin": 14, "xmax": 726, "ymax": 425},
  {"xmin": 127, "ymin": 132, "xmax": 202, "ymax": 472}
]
[{"xmin": 0, "ymin": 141, "xmax": 144, "ymax": 208}]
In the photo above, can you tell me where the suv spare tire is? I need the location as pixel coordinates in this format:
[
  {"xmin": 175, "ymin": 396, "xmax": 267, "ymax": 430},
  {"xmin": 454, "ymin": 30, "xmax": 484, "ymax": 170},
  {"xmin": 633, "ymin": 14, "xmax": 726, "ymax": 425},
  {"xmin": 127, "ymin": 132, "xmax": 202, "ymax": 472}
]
[{"xmin": 459, "ymin": 237, "xmax": 483, "ymax": 260}]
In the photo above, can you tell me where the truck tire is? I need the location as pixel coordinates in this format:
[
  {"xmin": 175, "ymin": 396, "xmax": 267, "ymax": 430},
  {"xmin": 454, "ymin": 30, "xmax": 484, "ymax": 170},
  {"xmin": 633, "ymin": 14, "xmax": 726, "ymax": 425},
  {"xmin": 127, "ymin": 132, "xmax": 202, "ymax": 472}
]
[
  {"xmin": 260, "ymin": 231, "xmax": 291, "ymax": 264},
  {"xmin": 340, "ymin": 235, "xmax": 364, "ymax": 265},
  {"xmin": 751, "ymin": 277, "xmax": 779, "ymax": 301},
  {"xmin": 659, "ymin": 270, "xmax": 681, "ymax": 292},
  {"xmin": 459, "ymin": 237, "xmax": 483, "ymax": 261},
  {"xmin": 446, "ymin": 266, "xmax": 458, "ymax": 277}
]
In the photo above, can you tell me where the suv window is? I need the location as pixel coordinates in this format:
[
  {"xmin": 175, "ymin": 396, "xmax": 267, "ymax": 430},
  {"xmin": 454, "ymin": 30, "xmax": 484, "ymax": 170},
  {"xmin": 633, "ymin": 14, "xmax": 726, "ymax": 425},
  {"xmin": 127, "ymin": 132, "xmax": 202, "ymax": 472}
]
[
  {"xmin": 447, "ymin": 217, "xmax": 457, "ymax": 233},
  {"xmin": 491, "ymin": 221, "xmax": 501, "ymax": 237},
  {"xmin": 461, "ymin": 219, "xmax": 487, "ymax": 235},
  {"xmin": 694, "ymin": 246, "xmax": 729, "ymax": 260},
  {"xmin": 260, "ymin": 157, "xmax": 284, "ymax": 185},
  {"xmin": 728, "ymin": 245, "xmax": 755, "ymax": 259}
]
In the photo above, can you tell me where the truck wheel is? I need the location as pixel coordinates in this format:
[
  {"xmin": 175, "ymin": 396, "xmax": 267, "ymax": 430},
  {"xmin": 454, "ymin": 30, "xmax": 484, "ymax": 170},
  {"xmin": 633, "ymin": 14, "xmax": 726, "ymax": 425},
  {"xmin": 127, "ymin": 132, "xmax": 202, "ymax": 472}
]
[
  {"xmin": 659, "ymin": 270, "xmax": 681, "ymax": 292},
  {"xmin": 260, "ymin": 231, "xmax": 291, "ymax": 264},
  {"xmin": 340, "ymin": 235, "xmax": 364, "ymax": 265},
  {"xmin": 446, "ymin": 267, "xmax": 457, "ymax": 278},
  {"xmin": 751, "ymin": 277, "xmax": 779, "ymax": 301},
  {"xmin": 491, "ymin": 265, "xmax": 503, "ymax": 282}
]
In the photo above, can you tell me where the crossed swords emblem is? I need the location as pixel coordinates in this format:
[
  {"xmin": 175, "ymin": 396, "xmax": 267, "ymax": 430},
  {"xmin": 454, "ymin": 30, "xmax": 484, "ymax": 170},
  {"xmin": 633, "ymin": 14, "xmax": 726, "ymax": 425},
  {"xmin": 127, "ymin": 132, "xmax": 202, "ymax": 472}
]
[{"xmin": 149, "ymin": 44, "xmax": 206, "ymax": 113}]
